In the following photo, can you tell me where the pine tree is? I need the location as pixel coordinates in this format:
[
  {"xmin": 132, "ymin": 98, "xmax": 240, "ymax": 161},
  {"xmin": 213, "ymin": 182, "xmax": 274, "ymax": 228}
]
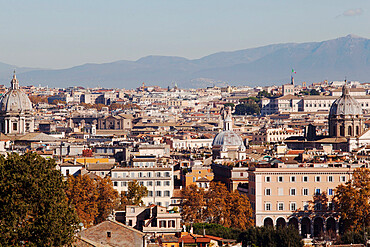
[{"xmin": 0, "ymin": 153, "xmax": 79, "ymax": 246}]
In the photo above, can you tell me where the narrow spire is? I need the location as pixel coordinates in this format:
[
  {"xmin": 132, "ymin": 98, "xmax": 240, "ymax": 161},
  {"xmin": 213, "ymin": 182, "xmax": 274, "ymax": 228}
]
[{"xmin": 10, "ymin": 71, "xmax": 19, "ymax": 90}]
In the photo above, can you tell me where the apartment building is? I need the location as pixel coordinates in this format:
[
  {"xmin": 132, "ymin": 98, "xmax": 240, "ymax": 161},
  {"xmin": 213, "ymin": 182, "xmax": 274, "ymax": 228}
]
[
  {"xmin": 253, "ymin": 127, "xmax": 303, "ymax": 144},
  {"xmin": 247, "ymin": 164, "xmax": 354, "ymax": 237},
  {"xmin": 111, "ymin": 166, "xmax": 173, "ymax": 207}
]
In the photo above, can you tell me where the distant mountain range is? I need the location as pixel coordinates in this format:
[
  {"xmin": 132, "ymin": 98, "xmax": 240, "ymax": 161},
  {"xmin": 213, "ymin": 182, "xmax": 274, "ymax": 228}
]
[{"xmin": 2, "ymin": 34, "xmax": 370, "ymax": 88}]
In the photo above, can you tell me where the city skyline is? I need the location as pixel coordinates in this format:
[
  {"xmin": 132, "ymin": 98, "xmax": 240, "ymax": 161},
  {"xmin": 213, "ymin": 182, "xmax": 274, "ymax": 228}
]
[{"xmin": 1, "ymin": 0, "xmax": 369, "ymax": 69}]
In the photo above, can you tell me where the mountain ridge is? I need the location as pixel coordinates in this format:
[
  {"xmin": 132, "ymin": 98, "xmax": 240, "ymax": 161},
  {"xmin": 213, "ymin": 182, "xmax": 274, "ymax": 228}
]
[{"xmin": 1, "ymin": 34, "xmax": 370, "ymax": 88}]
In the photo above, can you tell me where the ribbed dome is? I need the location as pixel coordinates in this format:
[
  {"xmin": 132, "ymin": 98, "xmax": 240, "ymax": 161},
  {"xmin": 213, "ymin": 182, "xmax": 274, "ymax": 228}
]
[
  {"xmin": 0, "ymin": 74, "xmax": 32, "ymax": 113},
  {"xmin": 212, "ymin": 130, "xmax": 244, "ymax": 147},
  {"xmin": 329, "ymin": 86, "xmax": 362, "ymax": 116}
]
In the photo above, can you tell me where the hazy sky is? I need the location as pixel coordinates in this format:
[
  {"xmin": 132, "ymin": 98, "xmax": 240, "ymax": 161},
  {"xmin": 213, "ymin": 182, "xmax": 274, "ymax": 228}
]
[{"xmin": 1, "ymin": 0, "xmax": 369, "ymax": 69}]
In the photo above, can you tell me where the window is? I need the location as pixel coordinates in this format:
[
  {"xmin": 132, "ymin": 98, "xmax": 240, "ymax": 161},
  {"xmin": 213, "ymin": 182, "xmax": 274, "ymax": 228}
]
[
  {"xmin": 169, "ymin": 220, "xmax": 175, "ymax": 228},
  {"xmin": 164, "ymin": 181, "xmax": 170, "ymax": 186},
  {"xmin": 138, "ymin": 172, "xmax": 142, "ymax": 178},
  {"xmin": 315, "ymin": 203, "xmax": 322, "ymax": 211},
  {"xmin": 303, "ymin": 202, "xmax": 309, "ymax": 211},
  {"xmin": 290, "ymin": 202, "xmax": 296, "ymax": 211},
  {"xmin": 156, "ymin": 181, "xmax": 161, "ymax": 186},
  {"xmin": 139, "ymin": 181, "xmax": 144, "ymax": 186},
  {"xmin": 113, "ymin": 181, "xmax": 118, "ymax": 186},
  {"xmin": 148, "ymin": 191, "xmax": 153, "ymax": 197},
  {"xmin": 147, "ymin": 172, "xmax": 152, "ymax": 177},
  {"xmin": 328, "ymin": 189, "xmax": 333, "ymax": 196},
  {"xmin": 130, "ymin": 207, "xmax": 135, "ymax": 213},
  {"xmin": 303, "ymin": 176, "xmax": 308, "ymax": 182},
  {"xmin": 265, "ymin": 176, "xmax": 271, "ymax": 182},
  {"xmin": 290, "ymin": 176, "xmax": 296, "ymax": 182},
  {"xmin": 290, "ymin": 188, "xmax": 296, "ymax": 196},
  {"xmin": 128, "ymin": 220, "xmax": 132, "ymax": 226},
  {"xmin": 265, "ymin": 203, "xmax": 271, "ymax": 211},
  {"xmin": 159, "ymin": 220, "xmax": 166, "ymax": 228},
  {"xmin": 328, "ymin": 176, "xmax": 333, "ymax": 182},
  {"xmin": 278, "ymin": 202, "xmax": 284, "ymax": 211},
  {"xmin": 278, "ymin": 176, "xmax": 283, "ymax": 182},
  {"xmin": 66, "ymin": 169, "xmax": 70, "ymax": 176},
  {"xmin": 315, "ymin": 176, "xmax": 321, "ymax": 182},
  {"xmin": 164, "ymin": 191, "xmax": 170, "ymax": 197},
  {"xmin": 13, "ymin": 123, "xmax": 17, "ymax": 131},
  {"xmin": 156, "ymin": 191, "xmax": 162, "ymax": 197},
  {"xmin": 156, "ymin": 172, "xmax": 161, "ymax": 177},
  {"xmin": 315, "ymin": 188, "xmax": 321, "ymax": 195},
  {"xmin": 341, "ymin": 176, "xmax": 346, "ymax": 182},
  {"xmin": 107, "ymin": 232, "xmax": 111, "ymax": 238},
  {"xmin": 303, "ymin": 188, "xmax": 309, "ymax": 196},
  {"xmin": 147, "ymin": 181, "xmax": 153, "ymax": 186},
  {"xmin": 240, "ymin": 172, "xmax": 243, "ymax": 177},
  {"xmin": 165, "ymin": 172, "xmax": 170, "ymax": 177},
  {"xmin": 265, "ymin": 188, "xmax": 271, "ymax": 196}
]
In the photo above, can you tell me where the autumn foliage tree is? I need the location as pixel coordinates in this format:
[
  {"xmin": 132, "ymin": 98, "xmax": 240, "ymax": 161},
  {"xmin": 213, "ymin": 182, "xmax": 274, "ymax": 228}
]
[
  {"xmin": 66, "ymin": 174, "xmax": 118, "ymax": 227},
  {"xmin": 334, "ymin": 167, "xmax": 370, "ymax": 232},
  {"xmin": 181, "ymin": 185, "xmax": 207, "ymax": 223},
  {"xmin": 0, "ymin": 153, "xmax": 79, "ymax": 246},
  {"xmin": 181, "ymin": 182, "xmax": 254, "ymax": 230}
]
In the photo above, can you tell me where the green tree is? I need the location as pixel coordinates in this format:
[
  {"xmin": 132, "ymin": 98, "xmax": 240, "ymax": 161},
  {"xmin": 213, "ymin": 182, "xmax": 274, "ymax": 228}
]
[
  {"xmin": 192, "ymin": 223, "xmax": 242, "ymax": 240},
  {"xmin": 239, "ymin": 226, "xmax": 303, "ymax": 247},
  {"xmin": 334, "ymin": 168, "xmax": 370, "ymax": 232},
  {"xmin": 118, "ymin": 180, "xmax": 148, "ymax": 209},
  {"xmin": 234, "ymin": 102, "xmax": 260, "ymax": 115},
  {"xmin": 0, "ymin": 153, "xmax": 79, "ymax": 246}
]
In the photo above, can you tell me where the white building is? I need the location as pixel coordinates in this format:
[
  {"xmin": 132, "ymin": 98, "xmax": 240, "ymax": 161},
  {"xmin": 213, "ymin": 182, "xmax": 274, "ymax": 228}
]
[
  {"xmin": 171, "ymin": 138, "xmax": 213, "ymax": 150},
  {"xmin": 111, "ymin": 166, "xmax": 173, "ymax": 208},
  {"xmin": 253, "ymin": 127, "xmax": 303, "ymax": 144}
]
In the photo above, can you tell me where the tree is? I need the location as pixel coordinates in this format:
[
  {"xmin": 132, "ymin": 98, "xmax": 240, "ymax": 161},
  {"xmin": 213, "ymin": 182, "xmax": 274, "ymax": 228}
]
[
  {"xmin": 225, "ymin": 190, "xmax": 254, "ymax": 230},
  {"xmin": 181, "ymin": 184, "xmax": 206, "ymax": 223},
  {"xmin": 205, "ymin": 182, "xmax": 229, "ymax": 225},
  {"xmin": 181, "ymin": 182, "xmax": 254, "ymax": 230},
  {"xmin": 234, "ymin": 102, "xmax": 260, "ymax": 115},
  {"xmin": 118, "ymin": 180, "xmax": 148, "ymax": 209},
  {"xmin": 239, "ymin": 226, "xmax": 303, "ymax": 247},
  {"xmin": 0, "ymin": 153, "xmax": 79, "ymax": 246},
  {"xmin": 192, "ymin": 223, "xmax": 242, "ymax": 240},
  {"xmin": 28, "ymin": 95, "xmax": 49, "ymax": 104},
  {"xmin": 66, "ymin": 174, "xmax": 118, "ymax": 227},
  {"xmin": 334, "ymin": 167, "xmax": 370, "ymax": 232}
]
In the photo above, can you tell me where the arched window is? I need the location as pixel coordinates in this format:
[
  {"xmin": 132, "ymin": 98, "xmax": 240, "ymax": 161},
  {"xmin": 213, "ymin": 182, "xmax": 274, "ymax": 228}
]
[
  {"xmin": 348, "ymin": 126, "xmax": 352, "ymax": 136},
  {"xmin": 340, "ymin": 126, "xmax": 345, "ymax": 136},
  {"xmin": 356, "ymin": 126, "xmax": 360, "ymax": 136}
]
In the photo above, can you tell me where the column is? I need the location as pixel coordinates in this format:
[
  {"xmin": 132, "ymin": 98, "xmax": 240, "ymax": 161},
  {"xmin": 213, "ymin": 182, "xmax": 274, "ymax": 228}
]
[
  {"xmin": 8, "ymin": 119, "xmax": 11, "ymax": 134},
  {"xmin": 4, "ymin": 119, "xmax": 7, "ymax": 134}
]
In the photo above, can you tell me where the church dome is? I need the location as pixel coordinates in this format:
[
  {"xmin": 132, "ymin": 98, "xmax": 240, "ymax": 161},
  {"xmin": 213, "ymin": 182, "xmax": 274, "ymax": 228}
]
[
  {"xmin": 329, "ymin": 85, "xmax": 362, "ymax": 117},
  {"xmin": 0, "ymin": 74, "xmax": 32, "ymax": 113},
  {"xmin": 212, "ymin": 130, "xmax": 244, "ymax": 147}
]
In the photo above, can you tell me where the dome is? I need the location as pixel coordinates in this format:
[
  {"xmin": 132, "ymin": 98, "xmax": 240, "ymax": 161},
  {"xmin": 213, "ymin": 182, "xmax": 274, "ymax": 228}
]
[
  {"xmin": 329, "ymin": 85, "xmax": 362, "ymax": 116},
  {"xmin": 0, "ymin": 74, "xmax": 32, "ymax": 113},
  {"xmin": 212, "ymin": 130, "xmax": 245, "ymax": 147}
]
